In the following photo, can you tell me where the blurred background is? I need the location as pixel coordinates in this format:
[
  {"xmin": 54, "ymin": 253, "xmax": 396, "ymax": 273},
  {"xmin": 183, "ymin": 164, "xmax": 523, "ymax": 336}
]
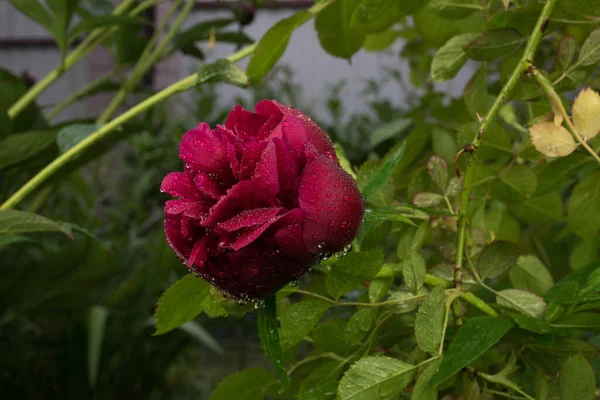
[{"xmin": 0, "ymin": 0, "xmax": 473, "ymax": 398}]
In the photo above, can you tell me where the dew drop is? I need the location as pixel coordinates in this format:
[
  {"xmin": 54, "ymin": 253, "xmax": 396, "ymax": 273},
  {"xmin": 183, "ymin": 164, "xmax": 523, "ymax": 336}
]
[
  {"xmin": 326, "ymin": 191, "xmax": 333, "ymax": 197},
  {"xmin": 329, "ymin": 205, "xmax": 336, "ymax": 211},
  {"xmin": 316, "ymin": 241, "xmax": 326, "ymax": 250},
  {"xmin": 343, "ymin": 195, "xmax": 349, "ymax": 202},
  {"xmin": 329, "ymin": 220, "xmax": 336, "ymax": 227},
  {"xmin": 289, "ymin": 281, "xmax": 298, "ymax": 287}
]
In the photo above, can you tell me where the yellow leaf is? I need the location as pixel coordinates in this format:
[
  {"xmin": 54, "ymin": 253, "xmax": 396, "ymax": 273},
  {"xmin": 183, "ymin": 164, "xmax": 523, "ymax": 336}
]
[
  {"xmin": 572, "ymin": 88, "xmax": 600, "ymax": 141},
  {"xmin": 529, "ymin": 122, "xmax": 577, "ymax": 157}
]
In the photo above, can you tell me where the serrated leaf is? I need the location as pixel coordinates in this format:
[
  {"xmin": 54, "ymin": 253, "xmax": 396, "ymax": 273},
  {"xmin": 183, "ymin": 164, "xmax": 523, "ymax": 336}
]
[
  {"xmin": 477, "ymin": 240, "xmax": 519, "ymax": 280},
  {"xmin": 567, "ymin": 172, "xmax": 600, "ymax": 238},
  {"xmin": 363, "ymin": 208, "xmax": 417, "ymax": 226},
  {"xmin": 361, "ymin": 142, "xmax": 406, "ymax": 200},
  {"xmin": 564, "ymin": 0, "xmax": 600, "ymax": 17},
  {"xmin": 413, "ymin": 5, "xmax": 461, "ymax": 46},
  {"xmin": 279, "ymin": 297, "xmax": 331, "ymax": 349},
  {"xmin": 403, "ymin": 252, "xmax": 426, "ymax": 294},
  {"xmin": 386, "ymin": 291, "xmax": 419, "ymax": 314},
  {"xmin": 429, "ymin": 0, "xmax": 483, "ymax": 19},
  {"xmin": 357, "ymin": 161, "xmax": 395, "ymax": 207},
  {"xmin": 0, "ymin": 130, "xmax": 57, "ymax": 170},
  {"xmin": 413, "ymin": 192, "xmax": 445, "ymax": 207},
  {"xmin": 368, "ymin": 277, "xmax": 392, "ymax": 303},
  {"xmin": 154, "ymin": 275, "xmax": 227, "ymax": 335},
  {"xmin": 464, "ymin": 29, "xmax": 525, "ymax": 61},
  {"xmin": 413, "ymin": 358, "xmax": 442, "ymax": 400},
  {"xmin": 559, "ymin": 354, "xmax": 596, "ymax": 400},
  {"xmin": 327, "ymin": 251, "xmax": 384, "ymax": 298},
  {"xmin": 0, "ymin": 210, "xmax": 69, "ymax": 236},
  {"xmin": 510, "ymin": 255, "xmax": 554, "ymax": 296},
  {"xmin": 545, "ymin": 261, "xmax": 600, "ymax": 304},
  {"xmin": 577, "ymin": 27, "xmax": 600, "ymax": 67},
  {"xmin": 415, "ymin": 286, "xmax": 446, "ymax": 354},
  {"xmin": 210, "ymin": 368, "xmax": 273, "ymax": 400},
  {"xmin": 427, "ymin": 155, "xmax": 449, "ymax": 192},
  {"xmin": 315, "ymin": 0, "xmax": 366, "ymax": 59},
  {"xmin": 246, "ymin": 11, "xmax": 312, "ymax": 82},
  {"xmin": 338, "ymin": 356, "xmax": 415, "ymax": 400},
  {"xmin": 258, "ymin": 296, "xmax": 289, "ymax": 390},
  {"xmin": 572, "ymin": 88, "xmax": 600, "ymax": 141},
  {"xmin": 346, "ymin": 308, "xmax": 378, "ymax": 345},
  {"xmin": 313, "ymin": 318, "xmax": 351, "ymax": 353},
  {"xmin": 464, "ymin": 66, "xmax": 491, "ymax": 119},
  {"xmin": 529, "ymin": 122, "xmax": 577, "ymax": 157},
  {"xmin": 432, "ymin": 316, "xmax": 513, "ymax": 385},
  {"xmin": 500, "ymin": 165, "xmax": 539, "ymax": 197},
  {"xmin": 497, "ymin": 289, "xmax": 547, "ymax": 319},
  {"xmin": 363, "ymin": 29, "xmax": 399, "ymax": 52},
  {"xmin": 555, "ymin": 35, "xmax": 577, "ymax": 72},
  {"xmin": 430, "ymin": 33, "xmax": 477, "ymax": 82}
]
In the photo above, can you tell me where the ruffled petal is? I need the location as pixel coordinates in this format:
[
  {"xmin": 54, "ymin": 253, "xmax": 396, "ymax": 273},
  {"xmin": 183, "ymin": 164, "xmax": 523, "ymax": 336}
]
[
  {"xmin": 271, "ymin": 208, "xmax": 311, "ymax": 257},
  {"xmin": 225, "ymin": 105, "xmax": 269, "ymax": 140},
  {"xmin": 239, "ymin": 141, "xmax": 267, "ymax": 181},
  {"xmin": 195, "ymin": 172, "xmax": 223, "ymax": 200},
  {"xmin": 179, "ymin": 123, "xmax": 228, "ymax": 174},
  {"xmin": 161, "ymin": 172, "xmax": 199, "ymax": 200},
  {"xmin": 298, "ymin": 155, "xmax": 364, "ymax": 253},
  {"xmin": 164, "ymin": 215, "xmax": 193, "ymax": 261},
  {"xmin": 252, "ymin": 141, "xmax": 279, "ymax": 197},
  {"xmin": 217, "ymin": 207, "xmax": 283, "ymax": 232}
]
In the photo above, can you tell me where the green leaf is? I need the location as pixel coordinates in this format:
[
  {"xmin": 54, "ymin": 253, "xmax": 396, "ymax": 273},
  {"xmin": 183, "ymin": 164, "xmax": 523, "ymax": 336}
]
[
  {"xmin": 554, "ymin": 35, "xmax": 577, "ymax": 72},
  {"xmin": 298, "ymin": 360, "xmax": 342, "ymax": 399},
  {"xmin": 174, "ymin": 19, "xmax": 235, "ymax": 48},
  {"xmin": 464, "ymin": 66, "xmax": 492, "ymax": 119},
  {"xmin": 87, "ymin": 305, "xmax": 108, "ymax": 388},
  {"xmin": 361, "ymin": 142, "xmax": 406, "ymax": 200},
  {"xmin": 313, "ymin": 318, "xmax": 351, "ymax": 353},
  {"xmin": 500, "ymin": 166, "xmax": 538, "ymax": 198},
  {"xmin": 0, "ymin": 235, "xmax": 37, "ymax": 248},
  {"xmin": 477, "ymin": 240, "xmax": 519, "ymax": 280},
  {"xmin": 154, "ymin": 275, "xmax": 226, "ymax": 335},
  {"xmin": 346, "ymin": 308, "xmax": 378, "ymax": 345},
  {"xmin": 257, "ymin": 296, "xmax": 289, "ymax": 390},
  {"xmin": 413, "ymin": 358, "xmax": 442, "ymax": 400},
  {"xmin": 510, "ymin": 191, "xmax": 564, "ymax": 224},
  {"xmin": 463, "ymin": 29, "xmax": 525, "ymax": 61},
  {"xmin": 415, "ymin": 286, "xmax": 446, "ymax": 354},
  {"xmin": 327, "ymin": 251, "xmax": 384, "ymax": 298},
  {"xmin": 432, "ymin": 316, "xmax": 513, "ymax": 385},
  {"xmin": 210, "ymin": 368, "xmax": 274, "ymax": 400},
  {"xmin": 496, "ymin": 289, "xmax": 547, "ymax": 319},
  {"xmin": 555, "ymin": 313, "xmax": 600, "ymax": 330},
  {"xmin": 315, "ymin": 0, "xmax": 366, "ymax": 60},
  {"xmin": 0, "ymin": 130, "xmax": 57, "ymax": 170},
  {"xmin": 338, "ymin": 356, "xmax": 415, "ymax": 400},
  {"xmin": 368, "ymin": 277, "xmax": 392, "ymax": 303},
  {"xmin": 57, "ymin": 123, "xmax": 97, "ymax": 153},
  {"xmin": 564, "ymin": 0, "xmax": 600, "ymax": 17},
  {"xmin": 559, "ymin": 354, "xmax": 596, "ymax": 400},
  {"xmin": 0, "ymin": 210, "xmax": 69, "ymax": 236},
  {"xmin": 427, "ymin": 155, "xmax": 449, "ymax": 192},
  {"xmin": 545, "ymin": 261, "xmax": 600, "ymax": 304},
  {"xmin": 413, "ymin": 192, "xmax": 445, "ymax": 207},
  {"xmin": 194, "ymin": 59, "xmax": 249, "ymax": 88},
  {"xmin": 70, "ymin": 15, "xmax": 147, "ymax": 39},
  {"xmin": 9, "ymin": 0, "xmax": 54, "ymax": 37},
  {"xmin": 357, "ymin": 161, "xmax": 395, "ymax": 207},
  {"xmin": 0, "ymin": 68, "xmax": 45, "ymax": 135},
  {"xmin": 350, "ymin": 0, "xmax": 403, "ymax": 33},
  {"xmin": 369, "ymin": 118, "xmax": 411, "ymax": 148},
  {"xmin": 429, "ymin": 0, "xmax": 483, "ymax": 19},
  {"xmin": 567, "ymin": 172, "xmax": 600, "ymax": 238},
  {"xmin": 246, "ymin": 11, "xmax": 312, "ymax": 82},
  {"xmin": 413, "ymin": 6, "xmax": 461, "ymax": 46},
  {"xmin": 509, "ymin": 255, "xmax": 554, "ymax": 296},
  {"xmin": 279, "ymin": 297, "xmax": 331, "ymax": 349},
  {"xmin": 363, "ymin": 29, "xmax": 399, "ymax": 52},
  {"xmin": 363, "ymin": 208, "xmax": 417, "ymax": 226},
  {"xmin": 576, "ymin": 27, "xmax": 600, "ymax": 67},
  {"xmin": 570, "ymin": 237, "xmax": 600, "ymax": 270},
  {"xmin": 430, "ymin": 33, "xmax": 477, "ymax": 82},
  {"xmin": 403, "ymin": 252, "xmax": 426, "ymax": 294}
]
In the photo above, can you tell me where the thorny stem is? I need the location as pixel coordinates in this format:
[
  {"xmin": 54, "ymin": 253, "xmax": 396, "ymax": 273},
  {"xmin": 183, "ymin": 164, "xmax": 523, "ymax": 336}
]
[
  {"xmin": 453, "ymin": 0, "xmax": 559, "ymax": 293},
  {"xmin": 529, "ymin": 67, "xmax": 600, "ymax": 164}
]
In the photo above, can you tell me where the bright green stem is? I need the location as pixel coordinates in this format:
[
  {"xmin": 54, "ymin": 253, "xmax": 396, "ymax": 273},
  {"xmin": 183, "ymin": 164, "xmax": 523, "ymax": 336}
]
[
  {"xmin": 47, "ymin": 69, "xmax": 120, "ymax": 121},
  {"xmin": 7, "ymin": 0, "xmax": 138, "ymax": 119},
  {"xmin": 453, "ymin": 0, "xmax": 559, "ymax": 287},
  {"xmin": 0, "ymin": 45, "xmax": 255, "ymax": 211},
  {"xmin": 98, "ymin": 0, "xmax": 193, "ymax": 123},
  {"xmin": 459, "ymin": 292, "xmax": 498, "ymax": 317},
  {"xmin": 530, "ymin": 67, "xmax": 600, "ymax": 164}
]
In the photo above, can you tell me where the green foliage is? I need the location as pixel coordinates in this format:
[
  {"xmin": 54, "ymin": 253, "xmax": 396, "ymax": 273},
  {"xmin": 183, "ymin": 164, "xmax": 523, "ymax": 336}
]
[{"xmin": 257, "ymin": 296, "xmax": 290, "ymax": 390}]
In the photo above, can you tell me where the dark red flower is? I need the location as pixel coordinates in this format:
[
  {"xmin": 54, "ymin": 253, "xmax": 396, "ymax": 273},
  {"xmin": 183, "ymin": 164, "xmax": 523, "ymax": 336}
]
[{"xmin": 161, "ymin": 100, "xmax": 364, "ymax": 299}]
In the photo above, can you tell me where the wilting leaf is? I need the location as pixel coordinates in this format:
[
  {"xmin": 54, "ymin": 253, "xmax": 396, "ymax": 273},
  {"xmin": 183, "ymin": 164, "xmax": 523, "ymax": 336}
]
[{"xmin": 572, "ymin": 88, "xmax": 600, "ymax": 141}]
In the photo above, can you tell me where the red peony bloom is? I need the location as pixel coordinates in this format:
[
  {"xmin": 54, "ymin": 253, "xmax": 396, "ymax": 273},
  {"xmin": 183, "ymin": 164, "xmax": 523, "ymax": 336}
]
[{"xmin": 161, "ymin": 100, "xmax": 364, "ymax": 299}]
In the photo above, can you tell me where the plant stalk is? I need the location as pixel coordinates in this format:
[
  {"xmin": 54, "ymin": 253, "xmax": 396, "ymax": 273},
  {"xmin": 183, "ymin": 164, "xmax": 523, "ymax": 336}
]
[{"xmin": 453, "ymin": 0, "xmax": 559, "ymax": 289}]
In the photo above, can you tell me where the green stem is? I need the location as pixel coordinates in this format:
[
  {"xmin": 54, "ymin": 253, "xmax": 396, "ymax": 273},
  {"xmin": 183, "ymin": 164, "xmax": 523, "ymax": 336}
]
[
  {"xmin": 0, "ymin": 45, "xmax": 255, "ymax": 211},
  {"xmin": 453, "ymin": 0, "xmax": 559, "ymax": 288},
  {"xmin": 98, "ymin": 0, "xmax": 192, "ymax": 123},
  {"xmin": 8, "ymin": 0, "xmax": 139, "ymax": 119},
  {"xmin": 459, "ymin": 292, "xmax": 498, "ymax": 317},
  {"xmin": 47, "ymin": 69, "xmax": 121, "ymax": 120},
  {"xmin": 530, "ymin": 67, "xmax": 600, "ymax": 164}
]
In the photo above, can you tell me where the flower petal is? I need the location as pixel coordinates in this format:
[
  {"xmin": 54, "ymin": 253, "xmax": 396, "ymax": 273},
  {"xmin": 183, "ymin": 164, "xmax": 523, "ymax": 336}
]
[
  {"xmin": 217, "ymin": 207, "xmax": 283, "ymax": 232},
  {"xmin": 298, "ymin": 155, "xmax": 365, "ymax": 253},
  {"xmin": 252, "ymin": 140, "xmax": 279, "ymax": 197},
  {"xmin": 239, "ymin": 141, "xmax": 267, "ymax": 181},
  {"xmin": 164, "ymin": 215, "xmax": 193, "ymax": 261},
  {"xmin": 195, "ymin": 172, "xmax": 223, "ymax": 200},
  {"xmin": 179, "ymin": 123, "xmax": 228, "ymax": 173},
  {"xmin": 225, "ymin": 105, "xmax": 269, "ymax": 140},
  {"xmin": 161, "ymin": 172, "xmax": 199, "ymax": 199},
  {"xmin": 271, "ymin": 208, "xmax": 311, "ymax": 257}
]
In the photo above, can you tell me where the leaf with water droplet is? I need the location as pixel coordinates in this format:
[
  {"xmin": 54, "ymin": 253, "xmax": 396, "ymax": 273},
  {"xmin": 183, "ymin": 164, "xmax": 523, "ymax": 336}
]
[{"xmin": 361, "ymin": 142, "xmax": 406, "ymax": 201}]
